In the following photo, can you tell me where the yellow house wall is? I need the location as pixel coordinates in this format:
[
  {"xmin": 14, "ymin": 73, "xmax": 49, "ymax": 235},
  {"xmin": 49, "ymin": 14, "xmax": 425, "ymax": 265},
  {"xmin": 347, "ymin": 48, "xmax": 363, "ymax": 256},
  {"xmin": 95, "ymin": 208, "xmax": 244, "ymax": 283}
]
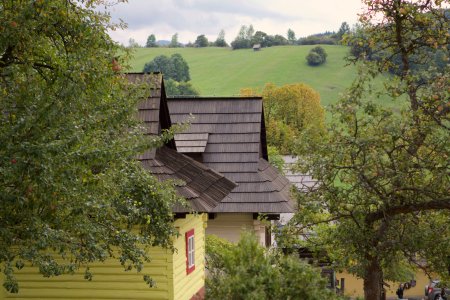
[
  {"xmin": 1, "ymin": 247, "xmax": 172, "ymax": 300},
  {"xmin": 1, "ymin": 214, "xmax": 207, "ymax": 300},
  {"xmin": 337, "ymin": 270, "xmax": 431, "ymax": 299},
  {"xmin": 206, "ymin": 213, "xmax": 255, "ymax": 243},
  {"xmin": 172, "ymin": 213, "xmax": 207, "ymax": 300}
]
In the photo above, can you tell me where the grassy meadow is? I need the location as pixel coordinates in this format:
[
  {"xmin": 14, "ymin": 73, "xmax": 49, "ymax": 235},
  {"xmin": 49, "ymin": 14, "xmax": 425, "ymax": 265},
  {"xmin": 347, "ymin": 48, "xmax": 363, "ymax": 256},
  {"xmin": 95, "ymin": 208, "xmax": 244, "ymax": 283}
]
[{"xmin": 128, "ymin": 45, "xmax": 392, "ymax": 109}]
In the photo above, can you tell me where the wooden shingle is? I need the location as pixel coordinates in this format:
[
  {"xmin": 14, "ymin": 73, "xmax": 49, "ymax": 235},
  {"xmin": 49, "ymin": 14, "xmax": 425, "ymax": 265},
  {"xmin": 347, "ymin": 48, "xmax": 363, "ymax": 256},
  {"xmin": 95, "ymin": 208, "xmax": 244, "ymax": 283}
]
[
  {"xmin": 128, "ymin": 73, "xmax": 237, "ymax": 213},
  {"xmin": 168, "ymin": 97, "xmax": 294, "ymax": 213}
]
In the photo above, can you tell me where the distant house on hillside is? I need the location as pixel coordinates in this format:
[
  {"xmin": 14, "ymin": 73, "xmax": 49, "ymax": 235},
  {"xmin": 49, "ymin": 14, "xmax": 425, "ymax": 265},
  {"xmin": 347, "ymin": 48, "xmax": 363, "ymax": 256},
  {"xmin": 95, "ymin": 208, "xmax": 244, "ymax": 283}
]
[
  {"xmin": 168, "ymin": 97, "xmax": 294, "ymax": 246},
  {"xmin": 253, "ymin": 44, "xmax": 261, "ymax": 51}
]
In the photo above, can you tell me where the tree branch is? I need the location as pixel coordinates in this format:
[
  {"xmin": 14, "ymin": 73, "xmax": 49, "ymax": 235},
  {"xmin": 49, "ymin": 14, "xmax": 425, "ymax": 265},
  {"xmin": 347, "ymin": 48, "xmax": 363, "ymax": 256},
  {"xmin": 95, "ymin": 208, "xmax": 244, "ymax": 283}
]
[{"xmin": 366, "ymin": 198, "xmax": 450, "ymax": 223}]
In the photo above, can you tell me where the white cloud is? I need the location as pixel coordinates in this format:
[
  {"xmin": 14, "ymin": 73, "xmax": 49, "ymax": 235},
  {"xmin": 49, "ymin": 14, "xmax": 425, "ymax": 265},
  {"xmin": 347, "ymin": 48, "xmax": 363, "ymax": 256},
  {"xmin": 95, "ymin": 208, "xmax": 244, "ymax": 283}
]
[{"xmin": 106, "ymin": 0, "xmax": 364, "ymax": 46}]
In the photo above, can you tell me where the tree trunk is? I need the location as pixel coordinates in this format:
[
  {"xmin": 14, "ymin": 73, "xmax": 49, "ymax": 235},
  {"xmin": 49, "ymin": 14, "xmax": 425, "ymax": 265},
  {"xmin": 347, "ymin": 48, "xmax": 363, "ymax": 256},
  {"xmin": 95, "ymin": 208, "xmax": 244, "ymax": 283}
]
[{"xmin": 363, "ymin": 256, "xmax": 383, "ymax": 300}]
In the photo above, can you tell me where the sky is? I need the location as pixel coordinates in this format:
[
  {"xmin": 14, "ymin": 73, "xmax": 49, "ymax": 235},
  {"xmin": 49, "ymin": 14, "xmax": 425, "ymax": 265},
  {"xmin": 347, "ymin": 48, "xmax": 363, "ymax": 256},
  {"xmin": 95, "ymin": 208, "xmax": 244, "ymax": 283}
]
[{"xmin": 105, "ymin": 0, "xmax": 365, "ymax": 46}]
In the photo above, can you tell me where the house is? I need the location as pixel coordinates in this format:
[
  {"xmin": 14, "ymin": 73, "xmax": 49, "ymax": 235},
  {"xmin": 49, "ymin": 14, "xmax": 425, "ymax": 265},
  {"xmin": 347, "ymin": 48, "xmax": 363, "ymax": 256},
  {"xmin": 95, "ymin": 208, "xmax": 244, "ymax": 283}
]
[
  {"xmin": 1, "ymin": 74, "xmax": 236, "ymax": 300},
  {"xmin": 168, "ymin": 97, "xmax": 294, "ymax": 245},
  {"xmin": 253, "ymin": 44, "xmax": 261, "ymax": 51},
  {"xmin": 279, "ymin": 155, "xmax": 317, "ymax": 224},
  {"xmin": 278, "ymin": 155, "xmax": 429, "ymax": 299}
]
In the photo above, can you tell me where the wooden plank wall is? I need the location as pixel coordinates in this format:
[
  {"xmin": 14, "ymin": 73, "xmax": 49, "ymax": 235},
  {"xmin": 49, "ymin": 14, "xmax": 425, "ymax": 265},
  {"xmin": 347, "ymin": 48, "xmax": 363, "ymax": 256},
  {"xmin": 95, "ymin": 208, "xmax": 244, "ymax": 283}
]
[
  {"xmin": 172, "ymin": 214, "xmax": 207, "ymax": 300},
  {"xmin": 206, "ymin": 213, "xmax": 254, "ymax": 243},
  {"xmin": 2, "ymin": 247, "xmax": 172, "ymax": 300}
]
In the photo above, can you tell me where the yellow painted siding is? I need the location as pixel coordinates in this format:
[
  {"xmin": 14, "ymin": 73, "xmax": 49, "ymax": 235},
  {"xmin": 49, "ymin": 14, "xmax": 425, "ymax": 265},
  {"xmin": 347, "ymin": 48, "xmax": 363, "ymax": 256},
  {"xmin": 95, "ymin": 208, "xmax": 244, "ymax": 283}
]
[
  {"xmin": 2, "ymin": 248, "xmax": 172, "ymax": 300},
  {"xmin": 1, "ymin": 214, "xmax": 207, "ymax": 300},
  {"xmin": 337, "ymin": 270, "xmax": 431, "ymax": 299},
  {"xmin": 206, "ymin": 213, "xmax": 254, "ymax": 243},
  {"xmin": 172, "ymin": 213, "xmax": 207, "ymax": 300}
]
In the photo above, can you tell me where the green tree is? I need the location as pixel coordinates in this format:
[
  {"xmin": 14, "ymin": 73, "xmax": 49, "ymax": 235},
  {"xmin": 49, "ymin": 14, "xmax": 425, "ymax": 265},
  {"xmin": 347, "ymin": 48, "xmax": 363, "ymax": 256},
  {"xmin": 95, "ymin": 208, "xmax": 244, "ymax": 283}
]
[
  {"xmin": 164, "ymin": 79, "xmax": 199, "ymax": 96},
  {"xmin": 295, "ymin": 1, "xmax": 450, "ymax": 300},
  {"xmin": 205, "ymin": 233, "xmax": 341, "ymax": 300},
  {"xmin": 267, "ymin": 146, "xmax": 284, "ymax": 173},
  {"xmin": 0, "ymin": 0, "xmax": 181, "ymax": 293},
  {"xmin": 298, "ymin": 31, "xmax": 337, "ymax": 45},
  {"xmin": 241, "ymin": 83, "xmax": 325, "ymax": 154},
  {"xmin": 128, "ymin": 37, "xmax": 141, "ymax": 48},
  {"xmin": 348, "ymin": 12, "xmax": 449, "ymax": 77},
  {"xmin": 194, "ymin": 34, "xmax": 208, "ymax": 47},
  {"xmin": 169, "ymin": 53, "xmax": 190, "ymax": 81},
  {"xmin": 287, "ymin": 28, "xmax": 296, "ymax": 44},
  {"xmin": 214, "ymin": 29, "xmax": 228, "ymax": 47},
  {"xmin": 348, "ymin": 23, "xmax": 375, "ymax": 59},
  {"xmin": 169, "ymin": 33, "xmax": 180, "ymax": 48},
  {"xmin": 272, "ymin": 34, "xmax": 289, "ymax": 46},
  {"xmin": 145, "ymin": 34, "xmax": 157, "ymax": 47},
  {"xmin": 246, "ymin": 24, "xmax": 255, "ymax": 41},
  {"xmin": 336, "ymin": 22, "xmax": 350, "ymax": 41},
  {"xmin": 306, "ymin": 46, "xmax": 327, "ymax": 66},
  {"xmin": 143, "ymin": 54, "xmax": 190, "ymax": 82},
  {"xmin": 251, "ymin": 31, "xmax": 268, "ymax": 47},
  {"xmin": 231, "ymin": 25, "xmax": 254, "ymax": 49}
]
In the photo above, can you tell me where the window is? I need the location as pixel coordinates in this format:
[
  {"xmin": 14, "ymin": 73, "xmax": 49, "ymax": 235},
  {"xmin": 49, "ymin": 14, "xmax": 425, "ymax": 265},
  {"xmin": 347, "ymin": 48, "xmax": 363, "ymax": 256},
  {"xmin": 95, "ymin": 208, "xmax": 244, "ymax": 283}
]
[{"xmin": 185, "ymin": 229, "xmax": 195, "ymax": 274}]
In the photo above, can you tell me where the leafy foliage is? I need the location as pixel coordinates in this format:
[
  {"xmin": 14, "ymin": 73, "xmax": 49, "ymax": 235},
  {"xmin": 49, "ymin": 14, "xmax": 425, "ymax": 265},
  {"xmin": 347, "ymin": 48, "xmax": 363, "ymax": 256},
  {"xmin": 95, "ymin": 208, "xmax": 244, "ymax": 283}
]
[
  {"xmin": 231, "ymin": 25, "xmax": 254, "ymax": 49},
  {"xmin": 267, "ymin": 145, "xmax": 285, "ymax": 173},
  {"xmin": 348, "ymin": 11, "xmax": 449, "ymax": 76},
  {"xmin": 142, "ymin": 54, "xmax": 199, "ymax": 96},
  {"xmin": 262, "ymin": 83, "xmax": 325, "ymax": 154},
  {"xmin": 145, "ymin": 34, "xmax": 158, "ymax": 48},
  {"xmin": 0, "ymin": 0, "xmax": 181, "ymax": 293},
  {"xmin": 164, "ymin": 79, "xmax": 199, "ymax": 96},
  {"xmin": 169, "ymin": 33, "xmax": 181, "ymax": 48},
  {"xmin": 306, "ymin": 51, "xmax": 323, "ymax": 66},
  {"xmin": 306, "ymin": 46, "xmax": 327, "ymax": 66},
  {"xmin": 205, "ymin": 233, "xmax": 342, "ymax": 300},
  {"xmin": 128, "ymin": 38, "xmax": 141, "ymax": 48},
  {"xmin": 336, "ymin": 22, "xmax": 350, "ymax": 42},
  {"xmin": 241, "ymin": 83, "xmax": 325, "ymax": 154},
  {"xmin": 231, "ymin": 25, "xmax": 289, "ymax": 49},
  {"xmin": 194, "ymin": 34, "xmax": 208, "ymax": 47},
  {"xmin": 295, "ymin": 1, "xmax": 450, "ymax": 299},
  {"xmin": 298, "ymin": 31, "xmax": 338, "ymax": 45},
  {"xmin": 214, "ymin": 29, "xmax": 228, "ymax": 47},
  {"xmin": 143, "ymin": 54, "xmax": 190, "ymax": 82},
  {"xmin": 287, "ymin": 28, "xmax": 296, "ymax": 44}
]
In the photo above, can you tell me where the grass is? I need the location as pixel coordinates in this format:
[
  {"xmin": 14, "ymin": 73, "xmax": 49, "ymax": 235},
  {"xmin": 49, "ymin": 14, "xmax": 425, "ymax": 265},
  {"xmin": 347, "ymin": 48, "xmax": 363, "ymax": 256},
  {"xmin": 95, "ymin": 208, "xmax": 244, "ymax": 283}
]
[{"xmin": 128, "ymin": 45, "xmax": 393, "ymax": 109}]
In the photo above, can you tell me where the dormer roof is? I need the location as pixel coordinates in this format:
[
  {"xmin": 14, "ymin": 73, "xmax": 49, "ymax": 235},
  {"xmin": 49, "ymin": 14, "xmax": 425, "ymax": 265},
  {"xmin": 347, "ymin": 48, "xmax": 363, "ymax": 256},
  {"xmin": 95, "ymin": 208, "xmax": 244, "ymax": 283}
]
[
  {"xmin": 168, "ymin": 97, "xmax": 294, "ymax": 213},
  {"xmin": 127, "ymin": 73, "xmax": 236, "ymax": 213}
]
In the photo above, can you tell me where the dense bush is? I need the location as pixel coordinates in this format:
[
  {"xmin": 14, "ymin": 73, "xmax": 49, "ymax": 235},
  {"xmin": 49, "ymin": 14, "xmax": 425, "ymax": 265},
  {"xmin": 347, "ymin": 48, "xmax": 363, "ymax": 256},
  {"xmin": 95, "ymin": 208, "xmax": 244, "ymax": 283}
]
[
  {"xmin": 205, "ymin": 233, "xmax": 342, "ymax": 300},
  {"xmin": 306, "ymin": 46, "xmax": 327, "ymax": 66}
]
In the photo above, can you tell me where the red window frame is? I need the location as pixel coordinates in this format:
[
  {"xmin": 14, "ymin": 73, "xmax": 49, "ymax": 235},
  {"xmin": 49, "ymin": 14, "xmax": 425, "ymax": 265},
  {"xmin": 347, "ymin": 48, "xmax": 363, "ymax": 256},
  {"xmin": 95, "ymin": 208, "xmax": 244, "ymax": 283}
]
[{"xmin": 185, "ymin": 229, "xmax": 195, "ymax": 274}]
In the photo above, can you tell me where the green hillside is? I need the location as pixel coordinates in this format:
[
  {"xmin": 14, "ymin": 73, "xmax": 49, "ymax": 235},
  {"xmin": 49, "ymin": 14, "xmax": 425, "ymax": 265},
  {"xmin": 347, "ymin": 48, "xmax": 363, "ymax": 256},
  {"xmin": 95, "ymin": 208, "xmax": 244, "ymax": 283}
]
[{"xmin": 129, "ymin": 45, "xmax": 386, "ymax": 108}]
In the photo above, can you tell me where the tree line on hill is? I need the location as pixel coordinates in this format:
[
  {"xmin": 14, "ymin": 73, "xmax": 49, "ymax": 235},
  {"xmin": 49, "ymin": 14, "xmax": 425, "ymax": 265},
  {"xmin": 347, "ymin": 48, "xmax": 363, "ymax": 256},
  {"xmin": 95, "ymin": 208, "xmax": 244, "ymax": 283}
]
[{"xmin": 131, "ymin": 22, "xmax": 351, "ymax": 49}]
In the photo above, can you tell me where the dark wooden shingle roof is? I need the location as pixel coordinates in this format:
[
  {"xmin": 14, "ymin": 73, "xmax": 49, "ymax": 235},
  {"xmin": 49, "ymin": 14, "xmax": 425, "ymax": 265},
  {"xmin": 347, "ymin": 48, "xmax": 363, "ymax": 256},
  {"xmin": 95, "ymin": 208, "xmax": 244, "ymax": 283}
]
[
  {"xmin": 127, "ymin": 74, "xmax": 236, "ymax": 213},
  {"xmin": 168, "ymin": 97, "xmax": 294, "ymax": 213}
]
